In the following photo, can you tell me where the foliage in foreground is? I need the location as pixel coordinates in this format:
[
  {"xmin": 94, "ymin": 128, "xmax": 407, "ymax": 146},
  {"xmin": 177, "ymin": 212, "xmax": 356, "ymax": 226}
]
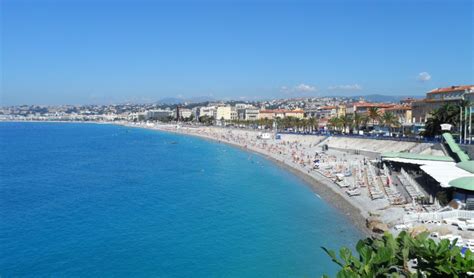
[{"xmin": 322, "ymin": 231, "xmax": 474, "ymax": 278}]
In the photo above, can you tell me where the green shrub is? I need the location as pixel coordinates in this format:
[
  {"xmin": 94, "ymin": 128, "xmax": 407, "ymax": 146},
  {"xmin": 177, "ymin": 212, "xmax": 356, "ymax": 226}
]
[{"xmin": 322, "ymin": 231, "xmax": 473, "ymax": 277}]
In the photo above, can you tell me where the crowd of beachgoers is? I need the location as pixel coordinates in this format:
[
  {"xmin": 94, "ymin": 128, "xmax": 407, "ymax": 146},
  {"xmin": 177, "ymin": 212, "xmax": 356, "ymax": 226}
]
[{"xmin": 120, "ymin": 121, "xmax": 474, "ymax": 251}]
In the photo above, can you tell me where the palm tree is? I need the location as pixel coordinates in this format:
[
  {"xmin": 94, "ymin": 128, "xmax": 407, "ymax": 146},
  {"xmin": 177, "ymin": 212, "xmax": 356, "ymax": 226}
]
[
  {"xmin": 328, "ymin": 116, "xmax": 344, "ymax": 132},
  {"xmin": 368, "ymin": 107, "xmax": 380, "ymax": 129},
  {"xmin": 307, "ymin": 117, "xmax": 318, "ymax": 133},
  {"xmin": 381, "ymin": 111, "xmax": 399, "ymax": 136},
  {"xmin": 423, "ymin": 101, "xmax": 470, "ymax": 137},
  {"xmin": 342, "ymin": 114, "xmax": 353, "ymax": 134},
  {"xmin": 353, "ymin": 112, "xmax": 362, "ymax": 133}
]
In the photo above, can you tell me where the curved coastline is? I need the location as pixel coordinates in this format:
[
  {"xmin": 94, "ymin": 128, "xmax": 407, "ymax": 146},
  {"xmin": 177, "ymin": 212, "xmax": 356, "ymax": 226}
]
[
  {"xmin": 122, "ymin": 123, "xmax": 372, "ymax": 235},
  {"xmin": 2, "ymin": 120, "xmax": 371, "ymax": 235}
]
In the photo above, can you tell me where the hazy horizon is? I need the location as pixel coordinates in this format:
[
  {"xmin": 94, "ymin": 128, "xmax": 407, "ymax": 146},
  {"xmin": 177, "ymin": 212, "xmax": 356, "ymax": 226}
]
[
  {"xmin": 1, "ymin": 0, "xmax": 473, "ymax": 106},
  {"xmin": 1, "ymin": 92, "xmax": 430, "ymax": 107}
]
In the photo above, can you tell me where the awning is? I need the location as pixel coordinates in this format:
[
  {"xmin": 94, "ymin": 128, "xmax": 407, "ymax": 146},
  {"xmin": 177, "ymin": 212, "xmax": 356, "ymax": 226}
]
[
  {"xmin": 382, "ymin": 156, "xmax": 474, "ymax": 189},
  {"xmin": 456, "ymin": 161, "xmax": 474, "ymax": 174},
  {"xmin": 442, "ymin": 133, "xmax": 470, "ymax": 162},
  {"xmin": 449, "ymin": 177, "xmax": 474, "ymax": 191},
  {"xmin": 419, "ymin": 161, "xmax": 474, "ymax": 188},
  {"xmin": 381, "ymin": 152, "xmax": 454, "ymax": 162}
]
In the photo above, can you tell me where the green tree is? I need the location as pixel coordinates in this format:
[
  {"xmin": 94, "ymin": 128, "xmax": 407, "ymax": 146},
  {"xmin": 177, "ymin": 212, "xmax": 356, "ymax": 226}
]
[
  {"xmin": 368, "ymin": 107, "xmax": 381, "ymax": 129},
  {"xmin": 381, "ymin": 111, "xmax": 400, "ymax": 136},
  {"xmin": 423, "ymin": 101, "xmax": 472, "ymax": 137},
  {"xmin": 353, "ymin": 112, "xmax": 363, "ymax": 133},
  {"xmin": 307, "ymin": 117, "xmax": 319, "ymax": 133},
  {"xmin": 198, "ymin": 115, "xmax": 214, "ymax": 125},
  {"xmin": 328, "ymin": 116, "xmax": 344, "ymax": 132},
  {"xmin": 343, "ymin": 114, "xmax": 353, "ymax": 134},
  {"xmin": 323, "ymin": 231, "xmax": 473, "ymax": 277}
]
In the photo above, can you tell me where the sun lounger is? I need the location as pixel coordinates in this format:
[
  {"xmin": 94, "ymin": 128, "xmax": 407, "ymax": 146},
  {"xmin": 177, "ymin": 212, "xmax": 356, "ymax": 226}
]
[{"xmin": 458, "ymin": 223, "xmax": 474, "ymax": 231}]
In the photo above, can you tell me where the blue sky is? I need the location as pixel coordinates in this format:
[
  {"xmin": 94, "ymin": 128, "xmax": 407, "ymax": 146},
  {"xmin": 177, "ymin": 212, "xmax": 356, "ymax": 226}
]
[{"xmin": 1, "ymin": 0, "xmax": 473, "ymax": 105}]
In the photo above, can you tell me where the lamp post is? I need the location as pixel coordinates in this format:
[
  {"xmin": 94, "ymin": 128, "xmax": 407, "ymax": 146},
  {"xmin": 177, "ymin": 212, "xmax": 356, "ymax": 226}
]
[
  {"xmin": 440, "ymin": 123, "xmax": 452, "ymax": 144},
  {"xmin": 440, "ymin": 123, "xmax": 452, "ymax": 131},
  {"xmin": 469, "ymin": 106, "xmax": 472, "ymax": 145},
  {"xmin": 459, "ymin": 105, "xmax": 463, "ymax": 144}
]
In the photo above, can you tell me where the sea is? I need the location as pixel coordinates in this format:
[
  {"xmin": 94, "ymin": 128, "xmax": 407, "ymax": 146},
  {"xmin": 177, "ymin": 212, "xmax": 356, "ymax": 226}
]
[{"xmin": 0, "ymin": 122, "xmax": 363, "ymax": 277}]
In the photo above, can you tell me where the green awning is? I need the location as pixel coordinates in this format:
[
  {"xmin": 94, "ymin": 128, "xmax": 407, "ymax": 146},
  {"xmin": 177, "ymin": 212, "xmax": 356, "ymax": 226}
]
[
  {"xmin": 443, "ymin": 133, "xmax": 462, "ymax": 152},
  {"xmin": 449, "ymin": 177, "xmax": 474, "ymax": 191},
  {"xmin": 456, "ymin": 151, "xmax": 470, "ymax": 162},
  {"xmin": 442, "ymin": 133, "xmax": 470, "ymax": 162},
  {"xmin": 456, "ymin": 161, "xmax": 474, "ymax": 174},
  {"xmin": 381, "ymin": 152, "xmax": 454, "ymax": 162}
]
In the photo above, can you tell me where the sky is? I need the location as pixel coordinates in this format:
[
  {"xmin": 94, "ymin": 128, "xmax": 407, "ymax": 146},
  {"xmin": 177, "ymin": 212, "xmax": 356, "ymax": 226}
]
[{"xmin": 1, "ymin": 0, "xmax": 473, "ymax": 105}]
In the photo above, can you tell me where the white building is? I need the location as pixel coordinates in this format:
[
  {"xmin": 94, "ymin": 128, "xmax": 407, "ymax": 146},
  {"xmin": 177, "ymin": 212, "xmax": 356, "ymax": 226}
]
[
  {"xmin": 244, "ymin": 108, "xmax": 260, "ymax": 120},
  {"xmin": 146, "ymin": 109, "xmax": 173, "ymax": 120},
  {"xmin": 198, "ymin": 106, "xmax": 217, "ymax": 118},
  {"xmin": 179, "ymin": 108, "xmax": 192, "ymax": 119},
  {"xmin": 216, "ymin": 106, "xmax": 237, "ymax": 121}
]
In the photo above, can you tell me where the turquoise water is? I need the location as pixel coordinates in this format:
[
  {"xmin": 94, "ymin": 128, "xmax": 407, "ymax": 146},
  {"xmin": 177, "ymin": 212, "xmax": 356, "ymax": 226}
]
[{"xmin": 0, "ymin": 122, "xmax": 362, "ymax": 277}]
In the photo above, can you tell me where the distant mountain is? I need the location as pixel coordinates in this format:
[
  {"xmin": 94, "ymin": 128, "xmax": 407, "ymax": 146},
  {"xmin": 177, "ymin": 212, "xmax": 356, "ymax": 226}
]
[
  {"xmin": 156, "ymin": 97, "xmax": 183, "ymax": 104},
  {"xmin": 350, "ymin": 94, "xmax": 423, "ymax": 103},
  {"xmin": 157, "ymin": 96, "xmax": 215, "ymax": 105}
]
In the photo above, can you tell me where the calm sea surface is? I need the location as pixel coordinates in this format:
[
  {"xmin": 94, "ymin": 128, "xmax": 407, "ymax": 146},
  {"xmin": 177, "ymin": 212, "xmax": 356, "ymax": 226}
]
[{"xmin": 0, "ymin": 122, "xmax": 362, "ymax": 277}]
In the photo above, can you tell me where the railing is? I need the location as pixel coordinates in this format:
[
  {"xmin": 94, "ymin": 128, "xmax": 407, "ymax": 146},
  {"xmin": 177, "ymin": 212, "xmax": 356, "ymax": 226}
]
[
  {"xmin": 403, "ymin": 210, "xmax": 474, "ymax": 223},
  {"xmin": 401, "ymin": 168, "xmax": 421, "ymax": 194},
  {"xmin": 409, "ymin": 143, "xmax": 432, "ymax": 154},
  {"xmin": 275, "ymin": 130, "xmax": 443, "ymax": 143}
]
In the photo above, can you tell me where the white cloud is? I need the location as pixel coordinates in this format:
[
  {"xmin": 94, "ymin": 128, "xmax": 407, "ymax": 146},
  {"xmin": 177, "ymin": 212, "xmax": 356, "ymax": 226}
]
[
  {"xmin": 328, "ymin": 84, "xmax": 362, "ymax": 91},
  {"xmin": 295, "ymin": 83, "xmax": 317, "ymax": 92},
  {"xmin": 280, "ymin": 86, "xmax": 289, "ymax": 92},
  {"xmin": 417, "ymin": 72, "xmax": 431, "ymax": 82},
  {"xmin": 281, "ymin": 83, "xmax": 317, "ymax": 94}
]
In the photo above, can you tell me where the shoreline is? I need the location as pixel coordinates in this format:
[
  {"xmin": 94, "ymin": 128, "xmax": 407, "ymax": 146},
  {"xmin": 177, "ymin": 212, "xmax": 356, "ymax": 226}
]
[
  {"xmin": 122, "ymin": 123, "xmax": 372, "ymax": 235},
  {"xmin": 1, "ymin": 120, "xmax": 375, "ymax": 235}
]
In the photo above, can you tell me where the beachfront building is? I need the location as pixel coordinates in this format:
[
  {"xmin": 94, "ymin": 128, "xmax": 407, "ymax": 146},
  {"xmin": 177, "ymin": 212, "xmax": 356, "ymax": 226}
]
[
  {"xmin": 384, "ymin": 105, "xmax": 413, "ymax": 125},
  {"xmin": 305, "ymin": 106, "xmax": 337, "ymax": 119},
  {"xmin": 216, "ymin": 106, "xmax": 237, "ymax": 121},
  {"xmin": 400, "ymin": 98, "xmax": 417, "ymax": 105},
  {"xmin": 175, "ymin": 107, "xmax": 193, "ymax": 120},
  {"xmin": 382, "ymin": 104, "xmax": 413, "ymax": 135},
  {"xmin": 180, "ymin": 108, "xmax": 192, "ymax": 119},
  {"xmin": 145, "ymin": 109, "xmax": 173, "ymax": 121},
  {"xmin": 128, "ymin": 112, "xmax": 144, "ymax": 122},
  {"xmin": 346, "ymin": 101, "xmax": 395, "ymax": 116},
  {"xmin": 258, "ymin": 109, "xmax": 304, "ymax": 120},
  {"xmin": 336, "ymin": 105, "xmax": 346, "ymax": 118},
  {"xmin": 236, "ymin": 104, "xmax": 258, "ymax": 120},
  {"xmin": 259, "ymin": 110, "xmax": 275, "ymax": 120},
  {"xmin": 237, "ymin": 107, "xmax": 260, "ymax": 121},
  {"xmin": 198, "ymin": 106, "xmax": 217, "ymax": 119},
  {"xmin": 465, "ymin": 91, "xmax": 474, "ymax": 103},
  {"xmin": 412, "ymin": 85, "xmax": 474, "ymax": 124}
]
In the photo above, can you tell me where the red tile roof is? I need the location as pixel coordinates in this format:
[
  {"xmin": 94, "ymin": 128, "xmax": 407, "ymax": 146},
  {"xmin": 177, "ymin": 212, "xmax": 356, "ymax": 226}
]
[
  {"xmin": 384, "ymin": 105, "xmax": 411, "ymax": 111},
  {"xmin": 428, "ymin": 85, "xmax": 474, "ymax": 94},
  {"xmin": 349, "ymin": 102, "xmax": 395, "ymax": 108},
  {"xmin": 260, "ymin": 109, "xmax": 304, "ymax": 113},
  {"xmin": 319, "ymin": 106, "xmax": 337, "ymax": 110}
]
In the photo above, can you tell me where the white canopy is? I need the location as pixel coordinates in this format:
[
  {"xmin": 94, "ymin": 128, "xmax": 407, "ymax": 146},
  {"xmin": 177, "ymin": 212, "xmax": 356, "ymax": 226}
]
[{"xmin": 382, "ymin": 157, "xmax": 474, "ymax": 188}]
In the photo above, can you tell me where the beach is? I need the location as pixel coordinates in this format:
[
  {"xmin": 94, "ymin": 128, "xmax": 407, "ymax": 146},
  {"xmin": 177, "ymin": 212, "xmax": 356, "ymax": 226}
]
[{"xmin": 121, "ymin": 122, "xmax": 423, "ymax": 235}]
